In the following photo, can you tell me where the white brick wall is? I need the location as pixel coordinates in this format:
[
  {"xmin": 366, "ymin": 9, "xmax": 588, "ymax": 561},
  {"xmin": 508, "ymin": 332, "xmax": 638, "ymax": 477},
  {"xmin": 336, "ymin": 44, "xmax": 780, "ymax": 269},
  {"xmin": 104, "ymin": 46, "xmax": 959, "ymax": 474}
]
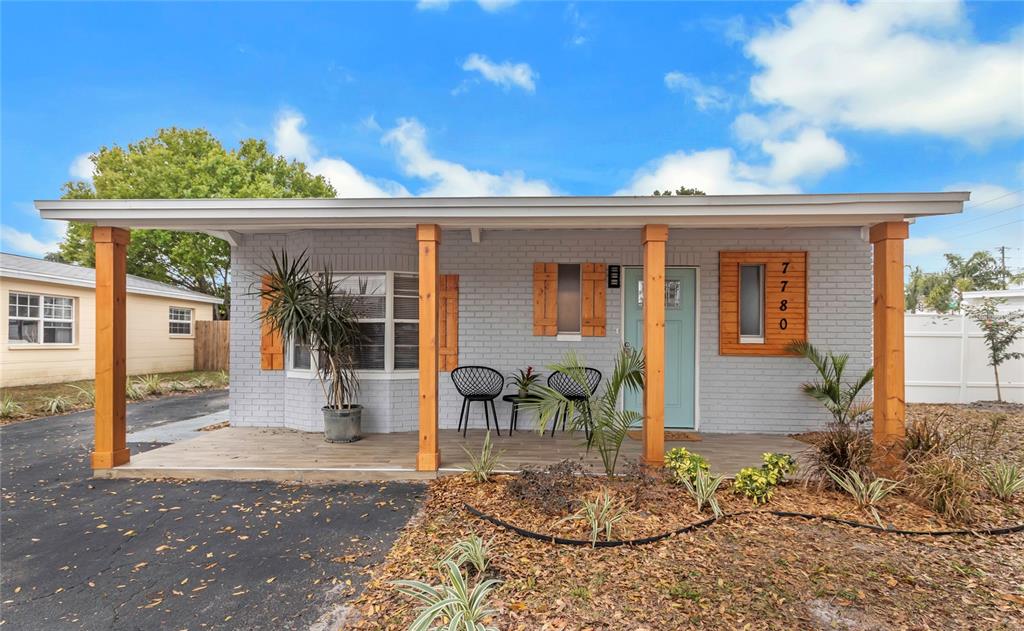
[{"xmin": 230, "ymin": 227, "xmax": 872, "ymax": 435}]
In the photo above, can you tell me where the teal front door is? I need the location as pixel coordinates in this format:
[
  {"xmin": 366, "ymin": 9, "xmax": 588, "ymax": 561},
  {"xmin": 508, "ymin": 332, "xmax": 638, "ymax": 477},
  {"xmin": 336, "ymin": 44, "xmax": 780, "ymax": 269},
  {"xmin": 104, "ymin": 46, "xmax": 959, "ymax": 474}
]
[{"xmin": 623, "ymin": 267, "xmax": 697, "ymax": 429}]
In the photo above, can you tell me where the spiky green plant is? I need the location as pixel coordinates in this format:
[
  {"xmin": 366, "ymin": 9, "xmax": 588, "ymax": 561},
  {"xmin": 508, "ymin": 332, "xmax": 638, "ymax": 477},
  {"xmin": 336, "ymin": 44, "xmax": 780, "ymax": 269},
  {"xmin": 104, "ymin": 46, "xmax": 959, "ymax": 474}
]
[
  {"xmin": 39, "ymin": 394, "xmax": 74, "ymax": 416},
  {"xmin": 69, "ymin": 384, "xmax": 96, "ymax": 406},
  {"xmin": 680, "ymin": 469, "xmax": 725, "ymax": 517},
  {"xmin": 0, "ymin": 395, "xmax": 24, "ymax": 419},
  {"xmin": 525, "ymin": 347, "xmax": 644, "ymax": 477},
  {"xmin": 460, "ymin": 431, "xmax": 504, "ymax": 483},
  {"xmin": 393, "ymin": 559, "xmax": 501, "ymax": 631},
  {"xmin": 442, "ymin": 535, "xmax": 492, "ymax": 577},
  {"xmin": 126, "ymin": 380, "xmax": 147, "ymax": 401},
  {"xmin": 981, "ymin": 461, "xmax": 1024, "ymax": 501},
  {"xmin": 786, "ymin": 341, "xmax": 873, "ymax": 426},
  {"xmin": 561, "ymin": 489, "xmax": 628, "ymax": 546},
  {"xmin": 137, "ymin": 374, "xmax": 165, "ymax": 396},
  {"xmin": 827, "ymin": 468, "xmax": 899, "ymax": 527}
]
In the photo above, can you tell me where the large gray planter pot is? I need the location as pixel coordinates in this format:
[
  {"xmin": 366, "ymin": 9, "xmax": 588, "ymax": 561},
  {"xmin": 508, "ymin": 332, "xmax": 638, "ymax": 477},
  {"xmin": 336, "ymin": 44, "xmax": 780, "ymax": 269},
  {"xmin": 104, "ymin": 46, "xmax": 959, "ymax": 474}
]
[{"xmin": 323, "ymin": 405, "xmax": 362, "ymax": 443}]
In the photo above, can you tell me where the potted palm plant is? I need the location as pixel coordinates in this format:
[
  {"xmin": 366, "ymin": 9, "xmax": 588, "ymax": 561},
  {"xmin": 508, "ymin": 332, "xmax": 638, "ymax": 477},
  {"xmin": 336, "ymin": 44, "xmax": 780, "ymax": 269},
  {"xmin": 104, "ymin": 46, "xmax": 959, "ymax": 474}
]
[{"xmin": 258, "ymin": 251, "xmax": 365, "ymax": 442}]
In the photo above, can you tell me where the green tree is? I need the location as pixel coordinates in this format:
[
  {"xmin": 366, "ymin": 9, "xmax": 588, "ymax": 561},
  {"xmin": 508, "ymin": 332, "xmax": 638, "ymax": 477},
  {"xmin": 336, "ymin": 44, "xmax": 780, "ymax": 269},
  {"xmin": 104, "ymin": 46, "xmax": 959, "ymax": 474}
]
[
  {"xmin": 962, "ymin": 298, "xmax": 1024, "ymax": 403},
  {"xmin": 54, "ymin": 127, "xmax": 335, "ymax": 317},
  {"xmin": 905, "ymin": 266, "xmax": 949, "ymax": 313},
  {"xmin": 941, "ymin": 251, "xmax": 1004, "ymax": 310},
  {"xmin": 652, "ymin": 186, "xmax": 706, "ymax": 196}
]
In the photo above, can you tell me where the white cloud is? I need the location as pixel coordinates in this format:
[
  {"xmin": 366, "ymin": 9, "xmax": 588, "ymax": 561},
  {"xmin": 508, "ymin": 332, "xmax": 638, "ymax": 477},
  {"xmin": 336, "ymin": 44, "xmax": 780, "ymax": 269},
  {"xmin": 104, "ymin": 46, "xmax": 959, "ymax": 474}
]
[
  {"xmin": 273, "ymin": 110, "xmax": 408, "ymax": 197},
  {"xmin": 461, "ymin": 54, "xmax": 536, "ymax": 93},
  {"xmin": 382, "ymin": 118, "xmax": 553, "ymax": 196},
  {"xmin": 614, "ymin": 148, "xmax": 797, "ymax": 196},
  {"xmin": 69, "ymin": 153, "xmax": 95, "ymax": 181},
  {"xmin": 761, "ymin": 127, "xmax": 847, "ymax": 183},
  {"xmin": 664, "ymin": 71, "xmax": 730, "ymax": 111},
  {"xmin": 906, "ymin": 236, "xmax": 953, "ymax": 257},
  {"xmin": 745, "ymin": 0, "xmax": 1024, "ymax": 142},
  {"xmin": 1, "ymin": 221, "xmax": 65, "ymax": 257},
  {"xmin": 476, "ymin": 0, "xmax": 517, "ymax": 11},
  {"xmin": 416, "ymin": 0, "xmax": 449, "ymax": 10}
]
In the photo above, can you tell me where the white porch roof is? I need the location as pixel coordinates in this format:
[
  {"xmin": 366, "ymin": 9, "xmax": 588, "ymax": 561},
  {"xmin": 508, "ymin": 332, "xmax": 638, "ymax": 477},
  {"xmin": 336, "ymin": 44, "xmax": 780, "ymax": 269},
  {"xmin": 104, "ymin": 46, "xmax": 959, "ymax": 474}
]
[{"xmin": 36, "ymin": 192, "xmax": 969, "ymax": 240}]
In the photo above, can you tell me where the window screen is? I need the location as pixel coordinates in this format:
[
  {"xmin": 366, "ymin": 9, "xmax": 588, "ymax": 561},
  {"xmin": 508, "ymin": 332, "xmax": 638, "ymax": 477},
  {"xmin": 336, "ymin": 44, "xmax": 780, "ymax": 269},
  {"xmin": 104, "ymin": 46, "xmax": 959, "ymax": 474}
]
[
  {"xmin": 739, "ymin": 264, "xmax": 764, "ymax": 340},
  {"xmin": 556, "ymin": 264, "xmax": 581, "ymax": 334}
]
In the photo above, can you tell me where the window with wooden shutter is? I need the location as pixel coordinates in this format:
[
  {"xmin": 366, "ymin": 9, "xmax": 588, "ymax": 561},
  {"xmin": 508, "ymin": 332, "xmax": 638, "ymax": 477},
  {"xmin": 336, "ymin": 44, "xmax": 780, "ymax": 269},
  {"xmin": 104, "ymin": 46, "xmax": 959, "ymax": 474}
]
[
  {"xmin": 533, "ymin": 262, "xmax": 558, "ymax": 336},
  {"xmin": 581, "ymin": 262, "xmax": 607, "ymax": 337},
  {"xmin": 260, "ymin": 274, "xmax": 284, "ymax": 370},
  {"xmin": 439, "ymin": 274, "xmax": 459, "ymax": 372},
  {"xmin": 719, "ymin": 251, "xmax": 807, "ymax": 356}
]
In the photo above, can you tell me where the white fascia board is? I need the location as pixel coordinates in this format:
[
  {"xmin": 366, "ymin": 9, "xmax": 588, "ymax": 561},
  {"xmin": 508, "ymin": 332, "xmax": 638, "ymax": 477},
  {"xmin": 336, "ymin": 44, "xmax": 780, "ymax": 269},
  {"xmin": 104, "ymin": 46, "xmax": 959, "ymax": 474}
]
[
  {"xmin": 0, "ymin": 268, "xmax": 224, "ymax": 304},
  {"xmin": 35, "ymin": 192, "xmax": 969, "ymax": 231}
]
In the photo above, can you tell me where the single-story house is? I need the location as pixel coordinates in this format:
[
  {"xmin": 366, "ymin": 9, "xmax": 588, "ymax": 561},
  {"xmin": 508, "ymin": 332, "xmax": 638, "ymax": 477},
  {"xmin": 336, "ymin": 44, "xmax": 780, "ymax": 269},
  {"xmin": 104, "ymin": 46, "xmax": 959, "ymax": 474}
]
[
  {"xmin": 1, "ymin": 252, "xmax": 221, "ymax": 387},
  {"xmin": 36, "ymin": 192, "xmax": 968, "ymax": 472}
]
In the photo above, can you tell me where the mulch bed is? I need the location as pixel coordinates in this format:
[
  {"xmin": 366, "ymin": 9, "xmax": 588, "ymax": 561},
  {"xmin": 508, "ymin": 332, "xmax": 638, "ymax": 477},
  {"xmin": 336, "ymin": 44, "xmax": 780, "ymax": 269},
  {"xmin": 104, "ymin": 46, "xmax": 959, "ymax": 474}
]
[{"xmin": 348, "ymin": 403, "xmax": 1024, "ymax": 630}]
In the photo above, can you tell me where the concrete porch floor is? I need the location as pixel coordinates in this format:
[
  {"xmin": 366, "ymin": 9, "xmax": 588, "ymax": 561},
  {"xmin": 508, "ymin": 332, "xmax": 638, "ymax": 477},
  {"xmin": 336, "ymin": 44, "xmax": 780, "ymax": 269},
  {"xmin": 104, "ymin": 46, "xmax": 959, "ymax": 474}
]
[{"xmin": 103, "ymin": 426, "xmax": 810, "ymax": 482}]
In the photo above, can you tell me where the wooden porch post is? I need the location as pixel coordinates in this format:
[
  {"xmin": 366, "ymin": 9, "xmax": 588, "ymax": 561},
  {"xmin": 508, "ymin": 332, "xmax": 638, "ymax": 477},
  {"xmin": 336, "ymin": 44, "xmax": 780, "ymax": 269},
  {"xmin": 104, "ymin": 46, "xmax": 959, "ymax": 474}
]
[
  {"xmin": 870, "ymin": 221, "xmax": 909, "ymax": 454},
  {"xmin": 641, "ymin": 224, "xmax": 668, "ymax": 466},
  {"xmin": 416, "ymin": 224, "xmax": 441, "ymax": 471},
  {"xmin": 92, "ymin": 226, "xmax": 130, "ymax": 469}
]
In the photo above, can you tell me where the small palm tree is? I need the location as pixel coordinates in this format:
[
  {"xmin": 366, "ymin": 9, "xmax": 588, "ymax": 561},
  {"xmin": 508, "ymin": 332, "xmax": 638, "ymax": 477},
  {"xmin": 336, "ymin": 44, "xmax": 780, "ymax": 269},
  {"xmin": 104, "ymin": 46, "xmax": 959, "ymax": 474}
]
[
  {"xmin": 525, "ymin": 347, "xmax": 644, "ymax": 477},
  {"xmin": 787, "ymin": 340, "xmax": 873, "ymax": 426}
]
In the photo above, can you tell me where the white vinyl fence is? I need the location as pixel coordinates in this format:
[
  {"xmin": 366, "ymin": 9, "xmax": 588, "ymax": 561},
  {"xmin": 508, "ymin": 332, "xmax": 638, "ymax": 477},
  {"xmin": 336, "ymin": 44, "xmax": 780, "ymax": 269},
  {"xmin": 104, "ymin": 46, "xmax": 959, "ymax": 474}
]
[{"xmin": 906, "ymin": 312, "xmax": 1024, "ymax": 404}]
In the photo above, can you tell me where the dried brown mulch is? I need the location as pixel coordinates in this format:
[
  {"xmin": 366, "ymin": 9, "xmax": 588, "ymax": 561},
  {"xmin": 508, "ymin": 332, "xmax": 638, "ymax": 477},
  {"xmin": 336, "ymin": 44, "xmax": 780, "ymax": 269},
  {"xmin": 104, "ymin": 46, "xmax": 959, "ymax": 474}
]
[{"xmin": 349, "ymin": 474, "xmax": 1024, "ymax": 630}]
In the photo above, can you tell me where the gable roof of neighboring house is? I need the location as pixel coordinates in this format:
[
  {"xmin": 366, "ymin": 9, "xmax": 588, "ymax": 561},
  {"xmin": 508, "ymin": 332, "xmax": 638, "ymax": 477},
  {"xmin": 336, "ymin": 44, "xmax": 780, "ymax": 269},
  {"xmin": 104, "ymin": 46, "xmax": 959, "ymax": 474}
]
[{"xmin": 0, "ymin": 252, "xmax": 223, "ymax": 304}]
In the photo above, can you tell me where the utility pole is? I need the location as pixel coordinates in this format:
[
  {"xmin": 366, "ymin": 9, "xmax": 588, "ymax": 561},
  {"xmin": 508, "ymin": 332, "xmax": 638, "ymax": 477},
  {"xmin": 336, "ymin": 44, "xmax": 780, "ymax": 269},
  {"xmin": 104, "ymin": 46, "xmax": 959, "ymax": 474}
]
[{"xmin": 998, "ymin": 245, "xmax": 1008, "ymax": 289}]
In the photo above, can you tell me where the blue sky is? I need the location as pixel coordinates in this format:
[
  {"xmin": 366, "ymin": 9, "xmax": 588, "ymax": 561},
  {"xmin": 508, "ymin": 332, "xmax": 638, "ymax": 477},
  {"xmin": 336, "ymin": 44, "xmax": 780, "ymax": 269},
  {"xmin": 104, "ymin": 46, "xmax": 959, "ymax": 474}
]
[{"xmin": 2, "ymin": 0, "xmax": 1022, "ymax": 273}]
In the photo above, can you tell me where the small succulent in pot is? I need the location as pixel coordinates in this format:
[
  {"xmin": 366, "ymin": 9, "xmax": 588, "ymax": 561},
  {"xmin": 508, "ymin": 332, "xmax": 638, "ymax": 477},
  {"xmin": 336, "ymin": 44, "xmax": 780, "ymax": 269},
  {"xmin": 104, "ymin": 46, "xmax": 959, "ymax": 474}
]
[{"xmin": 510, "ymin": 366, "xmax": 540, "ymax": 398}]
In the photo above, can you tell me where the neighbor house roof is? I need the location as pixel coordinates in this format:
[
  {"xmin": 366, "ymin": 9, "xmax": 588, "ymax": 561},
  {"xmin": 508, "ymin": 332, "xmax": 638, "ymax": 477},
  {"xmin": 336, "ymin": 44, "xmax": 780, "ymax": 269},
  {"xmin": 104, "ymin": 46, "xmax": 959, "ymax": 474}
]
[
  {"xmin": 0, "ymin": 252, "xmax": 223, "ymax": 304},
  {"xmin": 35, "ymin": 192, "xmax": 969, "ymax": 238}
]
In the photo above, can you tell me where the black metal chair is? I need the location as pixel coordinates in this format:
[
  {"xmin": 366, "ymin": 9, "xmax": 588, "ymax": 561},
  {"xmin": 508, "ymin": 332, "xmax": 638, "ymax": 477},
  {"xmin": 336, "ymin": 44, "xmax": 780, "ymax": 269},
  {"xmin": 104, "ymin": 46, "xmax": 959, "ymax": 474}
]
[
  {"xmin": 547, "ymin": 368, "xmax": 602, "ymax": 438},
  {"xmin": 451, "ymin": 366, "xmax": 504, "ymax": 437}
]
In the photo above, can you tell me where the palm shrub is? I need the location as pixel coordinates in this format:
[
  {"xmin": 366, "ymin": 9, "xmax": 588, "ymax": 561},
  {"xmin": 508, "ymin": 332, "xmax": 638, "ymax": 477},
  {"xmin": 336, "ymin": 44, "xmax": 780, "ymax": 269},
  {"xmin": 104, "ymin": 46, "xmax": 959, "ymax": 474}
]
[
  {"xmin": 561, "ymin": 489, "xmax": 628, "ymax": 546},
  {"xmin": 827, "ymin": 469, "xmax": 898, "ymax": 527},
  {"xmin": 525, "ymin": 347, "xmax": 644, "ymax": 477},
  {"xmin": 460, "ymin": 431, "xmax": 504, "ymax": 483},
  {"xmin": 393, "ymin": 559, "xmax": 501, "ymax": 631},
  {"xmin": 787, "ymin": 341, "xmax": 873, "ymax": 426},
  {"xmin": 258, "ymin": 251, "xmax": 364, "ymax": 412},
  {"xmin": 981, "ymin": 461, "xmax": 1024, "ymax": 501},
  {"xmin": 443, "ymin": 535, "xmax": 492, "ymax": 577},
  {"xmin": 0, "ymin": 395, "xmax": 24, "ymax": 419},
  {"xmin": 681, "ymin": 469, "xmax": 725, "ymax": 517}
]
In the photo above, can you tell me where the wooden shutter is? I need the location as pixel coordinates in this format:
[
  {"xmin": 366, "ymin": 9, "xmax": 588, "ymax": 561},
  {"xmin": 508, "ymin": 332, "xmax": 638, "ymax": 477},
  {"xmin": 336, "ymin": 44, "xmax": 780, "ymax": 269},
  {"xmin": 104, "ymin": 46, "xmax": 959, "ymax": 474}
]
[
  {"xmin": 439, "ymin": 274, "xmax": 459, "ymax": 372},
  {"xmin": 719, "ymin": 251, "xmax": 807, "ymax": 356},
  {"xmin": 259, "ymin": 274, "xmax": 284, "ymax": 370},
  {"xmin": 581, "ymin": 263, "xmax": 607, "ymax": 336},
  {"xmin": 533, "ymin": 263, "xmax": 558, "ymax": 336}
]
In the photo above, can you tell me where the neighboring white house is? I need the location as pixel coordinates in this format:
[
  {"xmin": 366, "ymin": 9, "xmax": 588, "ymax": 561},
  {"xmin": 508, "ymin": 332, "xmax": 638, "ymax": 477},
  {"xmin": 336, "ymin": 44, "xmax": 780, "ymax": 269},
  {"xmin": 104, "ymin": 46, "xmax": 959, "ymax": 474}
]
[
  {"xmin": 1, "ymin": 252, "xmax": 221, "ymax": 387},
  {"xmin": 906, "ymin": 288, "xmax": 1024, "ymax": 404}
]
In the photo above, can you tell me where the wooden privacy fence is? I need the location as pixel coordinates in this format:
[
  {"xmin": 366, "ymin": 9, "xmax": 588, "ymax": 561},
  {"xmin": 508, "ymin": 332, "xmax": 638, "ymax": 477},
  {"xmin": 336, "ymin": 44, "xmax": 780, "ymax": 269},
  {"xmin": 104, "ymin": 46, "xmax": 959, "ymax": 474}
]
[{"xmin": 194, "ymin": 320, "xmax": 230, "ymax": 371}]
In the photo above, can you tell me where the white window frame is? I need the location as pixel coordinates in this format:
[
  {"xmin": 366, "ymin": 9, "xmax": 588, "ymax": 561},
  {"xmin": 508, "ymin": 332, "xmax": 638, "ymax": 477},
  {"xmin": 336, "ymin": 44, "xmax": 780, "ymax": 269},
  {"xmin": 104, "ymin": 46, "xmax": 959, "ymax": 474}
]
[
  {"xmin": 168, "ymin": 306, "xmax": 195, "ymax": 337},
  {"xmin": 7, "ymin": 291, "xmax": 76, "ymax": 347},
  {"xmin": 286, "ymin": 271, "xmax": 419, "ymax": 380},
  {"xmin": 738, "ymin": 264, "xmax": 765, "ymax": 344}
]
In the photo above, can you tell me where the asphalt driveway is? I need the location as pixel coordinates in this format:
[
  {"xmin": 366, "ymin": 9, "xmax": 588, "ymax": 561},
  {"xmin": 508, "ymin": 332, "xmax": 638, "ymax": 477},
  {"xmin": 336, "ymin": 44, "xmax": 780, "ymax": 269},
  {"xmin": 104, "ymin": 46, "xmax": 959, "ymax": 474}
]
[{"xmin": 1, "ymin": 391, "xmax": 424, "ymax": 630}]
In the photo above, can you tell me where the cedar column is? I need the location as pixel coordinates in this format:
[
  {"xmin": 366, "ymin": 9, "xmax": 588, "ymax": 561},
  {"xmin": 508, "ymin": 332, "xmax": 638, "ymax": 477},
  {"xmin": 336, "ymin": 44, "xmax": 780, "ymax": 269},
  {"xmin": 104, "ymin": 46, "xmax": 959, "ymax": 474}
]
[
  {"xmin": 870, "ymin": 221, "xmax": 909, "ymax": 453},
  {"xmin": 641, "ymin": 224, "xmax": 668, "ymax": 466},
  {"xmin": 416, "ymin": 224, "xmax": 441, "ymax": 471},
  {"xmin": 92, "ymin": 226, "xmax": 130, "ymax": 469}
]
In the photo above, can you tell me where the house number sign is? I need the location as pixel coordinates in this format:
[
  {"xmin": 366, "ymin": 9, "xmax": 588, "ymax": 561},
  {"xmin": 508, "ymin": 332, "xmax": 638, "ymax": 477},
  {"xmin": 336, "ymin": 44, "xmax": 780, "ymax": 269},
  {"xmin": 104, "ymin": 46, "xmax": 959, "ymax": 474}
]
[{"xmin": 719, "ymin": 251, "xmax": 807, "ymax": 356}]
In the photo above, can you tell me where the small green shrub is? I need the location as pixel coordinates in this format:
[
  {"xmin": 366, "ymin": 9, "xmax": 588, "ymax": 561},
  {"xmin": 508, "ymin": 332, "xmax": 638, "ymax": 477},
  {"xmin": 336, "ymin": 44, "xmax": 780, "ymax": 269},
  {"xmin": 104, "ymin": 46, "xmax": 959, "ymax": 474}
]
[
  {"xmin": 39, "ymin": 394, "xmax": 74, "ymax": 416},
  {"xmin": 681, "ymin": 469, "xmax": 725, "ymax": 517},
  {"xmin": 981, "ymin": 461, "xmax": 1024, "ymax": 501},
  {"xmin": 0, "ymin": 395, "xmax": 24, "ymax": 419},
  {"xmin": 393, "ymin": 559, "xmax": 501, "ymax": 631},
  {"xmin": 562, "ymin": 489, "xmax": 628, "ymax": 546},
  {"xmin": 460, "ymin": 431, "xmax": 504, "ymax": 483},
  {"xmin": 827, "ymin": 469, "xmax": 899, "ymax": 527},
  {"xmin": 443, "ymin": 535, "xmax": 492, "ymax": 577},
  {"xmin": 665, "ymin": 447, "xmax": 710, "ymax": 483},
  {"xmin": 69, "ymin": 384, "xmax": 96, "ymax": 406},
  {"xmin": 733, "ymin": 467, "xmax": 777, "ymax": 504},
  {"xmin": 126, "ymin": 380, "xmax": 147, "ymax": 401},
  {"xmin": 137, "ymin": 374, "xmax": 165, "ymax": 396},
  {"xmin": 762, "ymin": 452, "xmax": 797, "ymax": 483},
  {"xmin": 168, "ymin": 380, "xmax": 195, "ymax": 393}
]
